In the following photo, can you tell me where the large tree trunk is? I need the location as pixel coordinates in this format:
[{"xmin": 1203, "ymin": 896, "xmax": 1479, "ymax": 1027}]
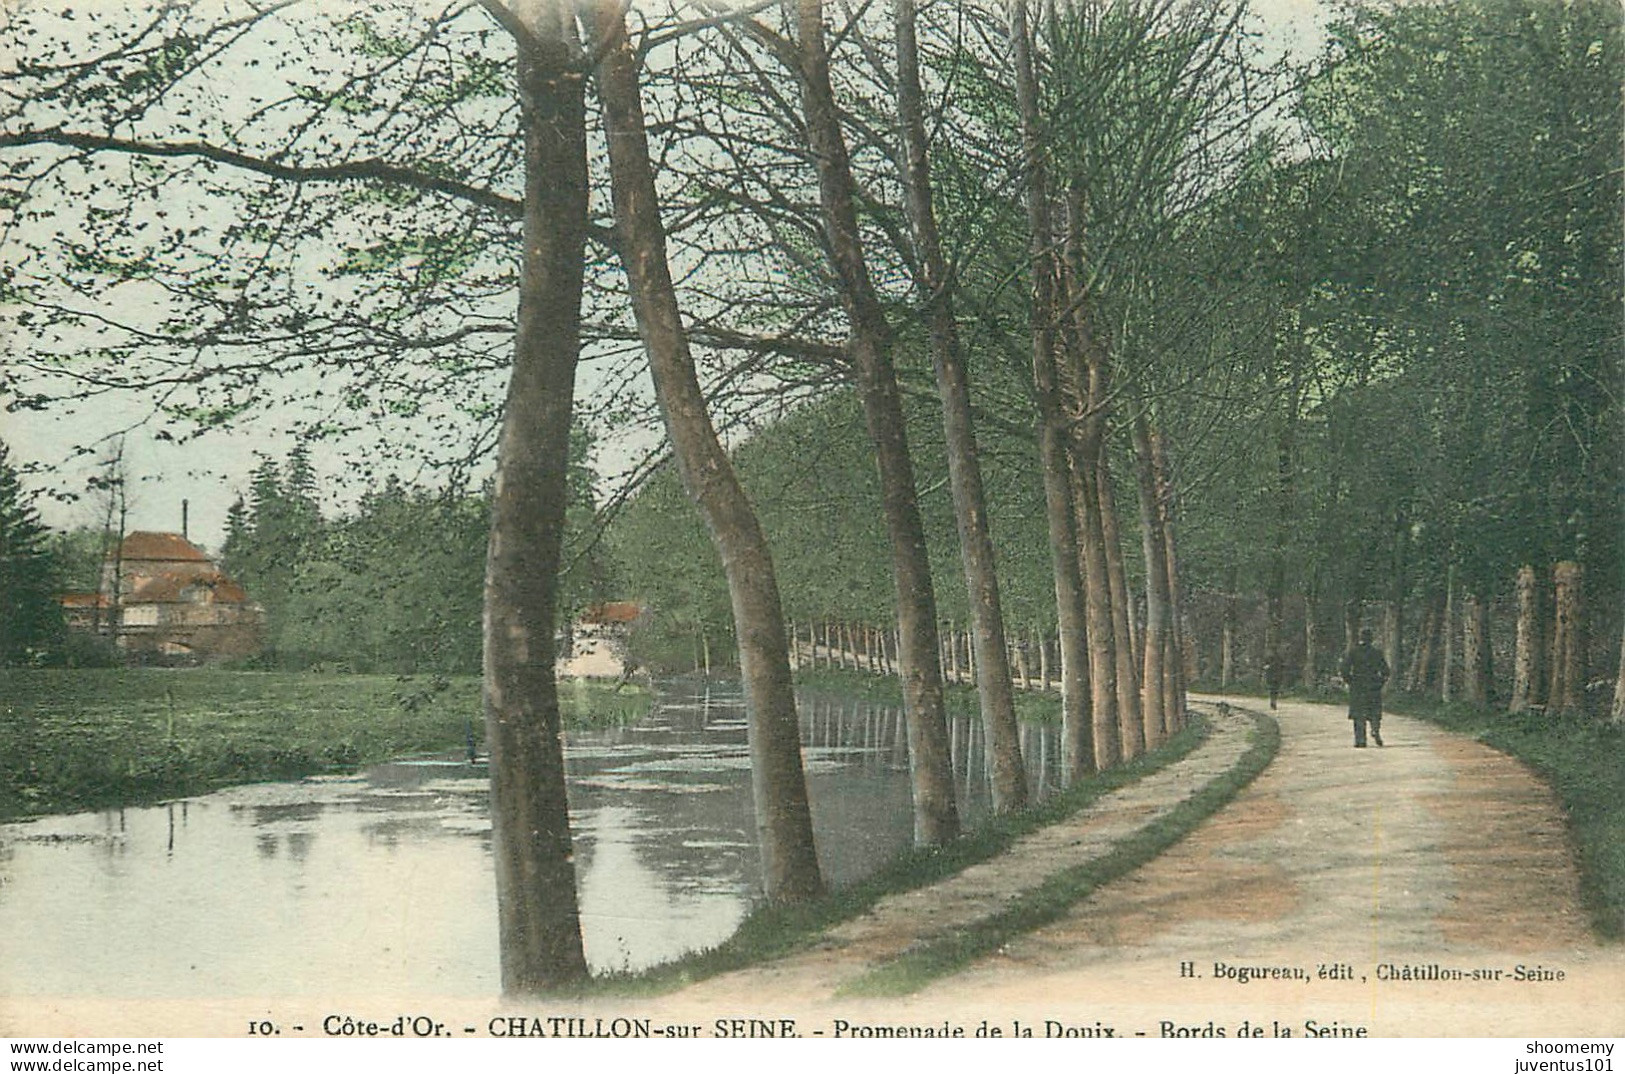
[
  {"xmin": 1462, "ymin": 590, "xmax": 1491, "ymax": 706},
  {"xmin": 1265, "ymin": 356, "xmax": 1299, "ymax": 714},
  {"xmin": 1098, "ymin": 451, "xmax": 1143, "ymax": 744},
  {"xmin": 1407, "ymin": 588, "xmax": 1444, "ymax": 694},
  {"xmin": 1070, "ymin": 449, "xmax": 1125, "ymax": 767},
  {"xmin": 1509, "ymin": 565, "xmax": 1541, "ymax": 712},
  {"xmin": 1550, "ymin": 560, "xmax": 1584, "ymax": 715},
  {"xmin": 1441, "ymin": 565, "xmax": 1457, "ymax": 703},
  {"xmin": 1061, "ymin": 187, "xmax": 1124, "ymax": 767},
  {"xmin": 1342, "ymin": 598, "xmax": 1361, "ymax": 656},
  {"xmin": 1011, "ymin": 0, "xmax": 1090, "ymax": 782},
  {"xmin": 1152, "ymin": 427, "xmax": 1186, "ymax": 732},
  {"xmin": 1220, "ymin": 580, "xmax": 1236, "ymax": 689},
  {"xmin": 1302, "ymin": 589, "xmax": 1319, "ymax": 693},
  {"xmin": 483, "ymin": 9, "xmax": 590, "ymax": 993},
  {"xmin": 794, "ymin": 0, "xmax": 972, "ymax": 830},
  {"xmin": 595, "ymin": 6, "xmax": 825, "ymax": 896},
  {"xmin": 1381, "ymin": 600, "xmax": 1402, "ymax": 687},
  {"xmin": 1382, "ymin": 513, "xmax": 1408, "ymax": 676},
  {"xmin": 1037, "ymin": 624, "xmax": 1051, "ymax": 689},
  {"xmin": 1611, "ymin": 626, "xmax": 1624, "ymax": 726},
  {"xmin": 1132, "ymin": 413, "xmax": 1171, "ymax": 749}
]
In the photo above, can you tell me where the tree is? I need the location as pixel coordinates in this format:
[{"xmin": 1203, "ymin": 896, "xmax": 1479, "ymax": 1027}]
[
  {"xmin": 590, "ymin": 0, "xmax": 825, "ymax": 899},
  {"xmin": 894, "ymin": 0, "xmax": 1023, "ymax": 821},
  {"xmin": 1, "ymin": 0, "xmax": 603, "ymax": 990},
  {"xmin": 1008, "ymin": 0, "xmax": 1094, "ymax": 781},
  {"xmin": 85, "ymin": 438, "xmax": 132, "ymax": 638},
  {"xmin": 782, "ymin": 0, "xmax": 977, "ymax": 830},
  {"xmin": 0, "ymin": 439, "xmax": 65, "ymax": 665},
  {"xmin": 1296, "ymin": 0, "xmax": 1622, "ymax": 713},
  {"xmin": 473, "ymin": 0, "xmax": 593, "ymax": 991}
]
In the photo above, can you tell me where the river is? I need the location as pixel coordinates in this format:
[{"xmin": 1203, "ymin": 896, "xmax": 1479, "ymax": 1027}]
[{"xmin": 0, "ymin": 679, "xmax": 1060, "ymax": 997}]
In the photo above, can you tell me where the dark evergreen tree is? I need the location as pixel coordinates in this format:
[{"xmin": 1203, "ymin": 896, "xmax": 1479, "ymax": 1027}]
[{"xmin": 0, "ymin": 440, "xmax": 65, "ymax": 665}]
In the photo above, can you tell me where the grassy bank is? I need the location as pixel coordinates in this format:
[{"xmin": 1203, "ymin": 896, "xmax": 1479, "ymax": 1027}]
[
  {"xmin": 0, "ymin": 669, "xmax": 650, "ymax": 822},
  {"xmin": 593, "ymin": 697, "xmax": 1223, "ymax": 996},
  {"xmin": 1387, "ymin": 693, "xmax": 1625, "ymax": 941}
]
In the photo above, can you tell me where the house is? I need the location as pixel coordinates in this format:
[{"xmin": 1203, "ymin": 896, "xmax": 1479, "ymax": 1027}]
[
  {"xmin": 60, "ymin": 531, "xmax": 264, "ymax": 664},
  {"xmin": 559, "ymin": 600, "xmax": 646, "ymax": 679}
]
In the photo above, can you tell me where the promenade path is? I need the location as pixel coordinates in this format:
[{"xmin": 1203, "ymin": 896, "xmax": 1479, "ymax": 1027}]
[{"xmin": 653, "ymin": 694, "xmax": 1623, "ymax": 1037}]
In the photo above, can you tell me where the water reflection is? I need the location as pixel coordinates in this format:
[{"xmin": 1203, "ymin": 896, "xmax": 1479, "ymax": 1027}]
[{"xmin": 0, "ymin": 680, "xmax": 1060, "ymax": 997}]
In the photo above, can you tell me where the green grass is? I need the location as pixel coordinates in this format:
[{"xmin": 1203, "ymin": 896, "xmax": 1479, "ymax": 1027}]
[
  {"xmin": 839, "ymin": 707, "xmax": 1279, "ymax": 996},
  {"xmin": 586, "ymin": 705, "xmax": 1219, "ymax": 996},
  {"xmin": 0, "ymin": 668, "xmax": 650, "ymax": 821},
  {"xmin": 1386, "ymin": 693, "xmax": 1625, "ymax": 942}
]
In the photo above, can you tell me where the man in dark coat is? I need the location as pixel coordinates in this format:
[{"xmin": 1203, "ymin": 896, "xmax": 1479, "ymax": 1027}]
[{"xmin": 1340, "ymin": 628, "xmax": 1390, "ymax": 748}]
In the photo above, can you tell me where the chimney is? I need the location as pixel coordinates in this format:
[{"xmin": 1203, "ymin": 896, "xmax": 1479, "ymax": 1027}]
[{"xmin": 182, "ymin": 499, "xmax": 189, "ymax": 541}]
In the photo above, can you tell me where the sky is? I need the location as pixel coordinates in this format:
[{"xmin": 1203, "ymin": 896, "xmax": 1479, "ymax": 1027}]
[{"xmin": 0, "ymin": 0, "xmax": 1333, "ymax": 553}]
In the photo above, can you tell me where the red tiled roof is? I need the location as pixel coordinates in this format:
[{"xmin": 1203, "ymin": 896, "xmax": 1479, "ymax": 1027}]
[
  {"xmin": 59, "ymin": 591, "xmax": 110, "ymax": 608},
  {"xmin": 116, "ymin": 532, "xmax": 210, "ymax": 563},
  {"xmin": 581, "ymin": 601, "xmax": 645, "ymax": 624},
  {"xmin": 126, "ymin": 570, "xmax": 250, "ymax": 605}
]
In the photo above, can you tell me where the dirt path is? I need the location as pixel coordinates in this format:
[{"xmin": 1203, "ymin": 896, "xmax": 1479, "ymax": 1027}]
[{"xmin": 654, "ymin": 695, "xmax": 1623, "ymax": 1036}]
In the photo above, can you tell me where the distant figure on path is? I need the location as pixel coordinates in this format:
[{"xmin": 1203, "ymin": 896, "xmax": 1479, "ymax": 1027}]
[
  {"xmin": 1340, "ymin": 628, "xmax": 1389, "ymax": 748},
  {"xmin": 1263, "ymin": 656, "xmax": 1281, "ymax": 710}
]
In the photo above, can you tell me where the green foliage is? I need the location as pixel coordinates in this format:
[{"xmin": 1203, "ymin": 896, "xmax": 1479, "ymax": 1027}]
[
  {"xmin": 0, "ymin": 440, "xmax": 67, "ymax": 665},
  {"xmin": 606, "ymin": 387, "xmax": 1063, "ymax": 672},
  {"xmin": 607, "ymin": 463, "xmax": 731, "ymax": 672},
  {"xmin": 220, "ymin": 434, "xmax": 613, "ymax": 673},
  {"xmin": 223, "ymin": 461, "xmax": 485, "ymax": 674},
  {"xmin": 1167, "ymin": 0, "xmax": 1621, "ymax": 683},
  {"xmin": 1299, "ymin": 0, "xmax": 1622, "ymax": 588},
  {"xmin": 46, "ymin": 528, "xmax": 103, "ymax": 592}
]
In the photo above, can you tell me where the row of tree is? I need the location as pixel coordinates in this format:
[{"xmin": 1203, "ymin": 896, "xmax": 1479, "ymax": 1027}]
[
  {"xmin": 217, "ymin": 437, "xmax": 609, "ymax": 675},
  {"xmin": 3, "ymin": 0, "xmax": 1619, "ymax": 991}
]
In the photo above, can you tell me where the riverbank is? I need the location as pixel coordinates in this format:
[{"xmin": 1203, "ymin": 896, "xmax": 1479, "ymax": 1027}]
[
  {"xmin": 632, "ymin": 701, "xmax": 1271, "ymax": 1001},
  {"xmin": 596, "ymin": 693, "xmax": 1239, "ymax": 995},
  {"xmin": 0, "ymin": 669, "xmax": 650, "ymax": 822}
]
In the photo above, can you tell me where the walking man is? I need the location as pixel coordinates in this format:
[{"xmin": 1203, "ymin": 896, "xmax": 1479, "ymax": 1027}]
[{"xmin": 1340, "ymin": 628, "xmax": 1389, "ymax": 748}]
